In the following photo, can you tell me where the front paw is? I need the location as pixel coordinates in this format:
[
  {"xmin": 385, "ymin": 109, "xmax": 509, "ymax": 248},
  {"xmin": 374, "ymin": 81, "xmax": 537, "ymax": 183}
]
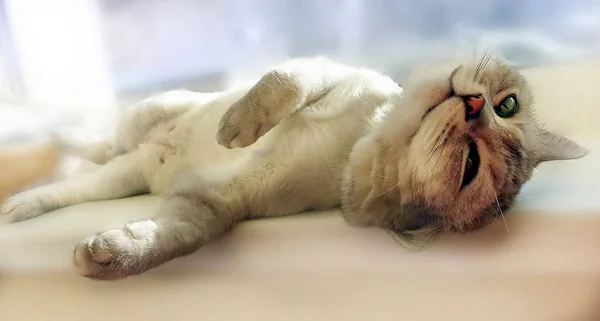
[
  {"xmin": 216, "ymin": 71, "xmax": 300, "ymax": 149},
  {"xmin": 0, "ymin": 193, "xmax": 46, "ymax": 224},
  {"xmin": 73, "ymin": 220, "xmax": 157, "ymax": 280},
  {"xmin": 216, "ymin": 99, "xmax": 278, "ymax": 149}
]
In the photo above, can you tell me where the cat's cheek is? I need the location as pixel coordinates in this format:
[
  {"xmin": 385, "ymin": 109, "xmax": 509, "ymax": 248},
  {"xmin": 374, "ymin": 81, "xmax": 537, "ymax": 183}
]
[{"xmin": 342, "ymin": 139, "xmax": 378, "ymax": 224}]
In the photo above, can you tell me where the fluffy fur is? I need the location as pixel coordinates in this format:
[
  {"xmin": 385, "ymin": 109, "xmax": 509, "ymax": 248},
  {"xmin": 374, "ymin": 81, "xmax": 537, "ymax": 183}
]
[{"xmin": 0, "ymin": 56, "xmax": 587, "ymax": 280}]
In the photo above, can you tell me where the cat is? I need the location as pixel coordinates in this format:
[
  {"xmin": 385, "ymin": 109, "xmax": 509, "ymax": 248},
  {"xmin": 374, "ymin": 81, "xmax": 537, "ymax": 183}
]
[{"xmin": 0, "ymin": 55, "xmax": 587, "ymax": 280}]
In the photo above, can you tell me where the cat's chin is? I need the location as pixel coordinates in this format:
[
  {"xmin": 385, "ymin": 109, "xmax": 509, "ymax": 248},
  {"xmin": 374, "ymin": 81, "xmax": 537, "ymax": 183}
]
[{"xmin": 443, "ymin": 211, "xmax": 496, "ymax": 235}]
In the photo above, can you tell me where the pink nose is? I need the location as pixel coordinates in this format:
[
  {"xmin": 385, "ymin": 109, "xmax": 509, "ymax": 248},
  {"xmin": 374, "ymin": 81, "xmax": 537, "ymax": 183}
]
[{"xmin": 466, "ymin": 95, "xmax": 485, "ymax": 117}]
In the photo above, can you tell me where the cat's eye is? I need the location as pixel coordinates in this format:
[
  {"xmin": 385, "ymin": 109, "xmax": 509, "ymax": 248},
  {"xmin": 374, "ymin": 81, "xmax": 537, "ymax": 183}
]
[
  {"xmin": 460, "ymin": 141, "xmax": 480, "ymax": 190},
  {"xmin": 495, "ymin": 95, "xmax": 519, "ymax": 118}
]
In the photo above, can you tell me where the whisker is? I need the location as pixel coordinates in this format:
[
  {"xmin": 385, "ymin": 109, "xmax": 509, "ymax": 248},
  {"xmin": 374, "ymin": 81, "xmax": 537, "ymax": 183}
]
[
  {"xmin": 495, "ymin": 193, "xmax": 512, "ymax": 238},
  {"xmin": 425, "ymin": 140, "xmax": 443, "ymax": 165},
  {"xmin": 425, "ymin": 127, "xmax": 447, "ymax": 164},
  {"xmin": 370, "ymin": 181, "xmax": 402, "ymax": 200},
  {"xmin": 474, "ymin": 50, "xmax": 493, "ymax": 80},
  {"xmin": 491, "ymin": 213, "xmax": 499, "ymax": 224},
  {"xmin": 354, "ymin": 172, "xmax": 387, "ymax": 181},
  {"xmin": 481, "ymin": 52, "xmax": 493, "ymax": 72},
  {"xmin": 427, "ymin": 142, "xmax": 446, "ymax": 177},
  {"xmin": 474, "ymin": 52, "xmax": 486, "ymax": 79}
]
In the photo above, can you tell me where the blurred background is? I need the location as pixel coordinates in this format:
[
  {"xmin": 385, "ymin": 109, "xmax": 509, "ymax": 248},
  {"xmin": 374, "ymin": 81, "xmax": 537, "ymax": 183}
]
[{"xmin": 0, "ymin": 0, "xmax": 600, "ymax": 143}]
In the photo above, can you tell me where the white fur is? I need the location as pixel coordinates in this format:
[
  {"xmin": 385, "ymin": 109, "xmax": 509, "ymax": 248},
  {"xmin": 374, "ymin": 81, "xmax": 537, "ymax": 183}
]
[
  {"xmin": 0, "ymin": 57, "xmax": 401, "ymax": 279},
  {"xmin": 1, "ymin": 56, "xmax": 586, "ymax": 280}
]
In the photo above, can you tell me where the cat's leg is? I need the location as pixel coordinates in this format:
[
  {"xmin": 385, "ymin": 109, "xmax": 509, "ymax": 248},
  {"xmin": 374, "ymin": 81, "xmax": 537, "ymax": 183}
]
[
  {"xmin": 73, "ymin": 173, "xmax": 245, "ymax": 280},
  {"xmin": 216, "ymin": 57, "xmax": 351, "ymax": 148},
  {"xmin": 64, "ymin": 90, "xmax": 200, "ymax": 165},
  {"xmin": 0, "ymin": 148, "xmax": 150, "ymax": 224},
  {"xmin": 64, "ymin": 139, "xmax": 119, "ymax": 165},
  {"xmin": 115, "ymin": 90, "xmax": 203, "ymax": 153}
]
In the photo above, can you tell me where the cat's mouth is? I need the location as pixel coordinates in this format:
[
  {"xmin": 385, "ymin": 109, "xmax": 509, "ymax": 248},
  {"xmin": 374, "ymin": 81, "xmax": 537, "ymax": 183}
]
[{"xmin": 459, "ymin": 140, "xmax": 480, "ymax": 190}]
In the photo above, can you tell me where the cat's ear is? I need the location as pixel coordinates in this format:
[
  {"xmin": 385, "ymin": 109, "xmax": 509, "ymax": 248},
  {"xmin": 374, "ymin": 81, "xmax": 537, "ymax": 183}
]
[
  {"xmin": 388, "ymin": 225, "xmax": 443, "ymax": 251},
  {"xmin": 533, "ymin": 128, "xmax": 588, "ymax": 163}
]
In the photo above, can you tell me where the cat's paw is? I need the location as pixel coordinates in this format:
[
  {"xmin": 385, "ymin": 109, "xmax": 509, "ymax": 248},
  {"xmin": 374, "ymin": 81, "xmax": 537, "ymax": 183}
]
[
  {"xmin": 0, "ymin": 193, "xmax": 46, "ymax": 224},
  {"xmin": 216, "ymin": 99, "xmax": 279, "ymax": 149},
  {"xmin": 216, "ymin": 71, "xmax": 300, "ymax": 149},
  {"xmin": 73, "ymin": 220, "xmax": 157, "ymax": 280}
]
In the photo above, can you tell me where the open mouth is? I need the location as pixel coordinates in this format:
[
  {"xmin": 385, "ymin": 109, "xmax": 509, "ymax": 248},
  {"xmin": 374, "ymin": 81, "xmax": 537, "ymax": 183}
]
[{"xmin": 460, "ymin": 140, "xmax": 480, "ymax": 190}]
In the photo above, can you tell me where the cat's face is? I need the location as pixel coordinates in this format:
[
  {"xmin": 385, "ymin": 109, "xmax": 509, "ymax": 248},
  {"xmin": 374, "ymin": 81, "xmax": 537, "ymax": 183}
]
[
  {"xmin": 344, "ymin": 56, "xmax": 587, "ymax": 250},
  {"xmin": 403, "ymin": 57, "xmax": 542, "ymax": 232}
]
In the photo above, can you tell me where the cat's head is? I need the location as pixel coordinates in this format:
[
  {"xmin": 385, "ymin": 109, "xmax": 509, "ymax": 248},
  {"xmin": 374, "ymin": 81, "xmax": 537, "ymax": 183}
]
[{"xmin": 342, "ymin": 55, "xmax": 587, "ymax": 250}]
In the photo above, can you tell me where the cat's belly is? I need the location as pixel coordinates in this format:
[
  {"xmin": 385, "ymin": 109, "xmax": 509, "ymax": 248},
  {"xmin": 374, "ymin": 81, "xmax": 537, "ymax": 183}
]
[
  {"xmin": 145, "ymin": 136, "xmax": 249, "ymax": 195},
  {"xmin": 141, "ymin": 89, "xmax": 381, "ymax": 204},
  {"xmin": 144, "ymin": 114, "xmax": 351, "ymax": 206},
  {"xmin": 143, "ymin": 102, "xmax": 272, "ymax": 194},
  {"xmin": 147, "ymin": 148, "xmax": 257, "ymax": 195}
]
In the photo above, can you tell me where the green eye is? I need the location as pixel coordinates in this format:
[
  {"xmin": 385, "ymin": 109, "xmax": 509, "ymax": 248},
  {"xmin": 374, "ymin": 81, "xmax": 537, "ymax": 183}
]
[{"xmin": 495, "ymin": 95, "xmax": 519, "ymax": 118}]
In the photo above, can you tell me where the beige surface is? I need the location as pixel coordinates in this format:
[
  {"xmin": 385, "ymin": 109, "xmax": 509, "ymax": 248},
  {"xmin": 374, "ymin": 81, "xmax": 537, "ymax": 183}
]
[{"xmin": 1, "ymin": 60, "xmax": 600, "ymax": 321}]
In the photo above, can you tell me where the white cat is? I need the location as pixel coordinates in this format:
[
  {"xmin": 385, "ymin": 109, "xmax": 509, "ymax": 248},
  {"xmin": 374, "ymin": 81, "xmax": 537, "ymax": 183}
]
[{"xmin": 0, "ymin": 56, "xmax": 586, "ymax": 280}]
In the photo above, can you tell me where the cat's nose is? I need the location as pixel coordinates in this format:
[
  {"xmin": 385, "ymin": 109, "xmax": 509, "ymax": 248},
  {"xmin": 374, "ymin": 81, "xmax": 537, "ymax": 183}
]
[{"xmin": 464, "ymin": 95, "xmax": 485, "ymax": 119}]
